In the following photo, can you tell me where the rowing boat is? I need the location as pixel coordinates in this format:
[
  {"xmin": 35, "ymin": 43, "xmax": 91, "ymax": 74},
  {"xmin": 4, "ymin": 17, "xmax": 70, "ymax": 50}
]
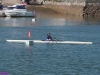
[{"xmin": 6, "ymin": 40, "xmax": 93, "ymax": 45}]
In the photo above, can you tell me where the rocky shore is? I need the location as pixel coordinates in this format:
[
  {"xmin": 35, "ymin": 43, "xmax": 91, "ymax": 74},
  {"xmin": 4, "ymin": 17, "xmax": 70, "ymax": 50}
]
[
  {"xmin": 83, "ymin": 5, "xmax": 100, "ymax": 17},
  {"xmin": 27, "ymin": 4, "xmax": 100, "ymax": 17}
]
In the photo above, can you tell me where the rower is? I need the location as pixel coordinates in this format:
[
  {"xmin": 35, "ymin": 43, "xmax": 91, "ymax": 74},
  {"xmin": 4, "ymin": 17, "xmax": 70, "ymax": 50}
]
[{"xmin": 46, "ymin": 33, "xmax": 53, "ymax": 41}]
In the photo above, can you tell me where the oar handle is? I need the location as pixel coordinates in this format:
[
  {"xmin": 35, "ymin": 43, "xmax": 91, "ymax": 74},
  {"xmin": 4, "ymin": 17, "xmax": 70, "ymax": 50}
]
[{"xmin": 52, "ymin": 37, "xmax": 58, "ymax": 41}]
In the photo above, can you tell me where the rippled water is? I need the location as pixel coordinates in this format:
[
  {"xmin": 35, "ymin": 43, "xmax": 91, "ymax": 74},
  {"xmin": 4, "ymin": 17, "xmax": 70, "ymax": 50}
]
[{"xmin": 0, "ymin": 14, "xmax": 100, "ymax": 75}]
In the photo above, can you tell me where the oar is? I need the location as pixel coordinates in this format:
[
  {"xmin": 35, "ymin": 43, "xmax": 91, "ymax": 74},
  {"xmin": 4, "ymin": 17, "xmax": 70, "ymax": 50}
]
[
  {"xmin": 52, "ymin": 37, "xmax": 60, "ymax": 41},
  {"xmin": 53, "ymin": 38, "xmax": 57, "ymax": 41}
]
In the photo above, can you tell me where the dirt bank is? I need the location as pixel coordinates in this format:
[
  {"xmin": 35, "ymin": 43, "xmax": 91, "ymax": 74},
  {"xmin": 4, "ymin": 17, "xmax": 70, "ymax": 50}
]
[{"xmin": 27, "ymin": 5, "xmax": 59, "ymax": 14}]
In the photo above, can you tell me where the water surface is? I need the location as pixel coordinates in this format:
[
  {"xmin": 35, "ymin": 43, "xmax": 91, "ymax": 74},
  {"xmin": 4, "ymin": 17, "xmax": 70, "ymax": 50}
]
[{"xmin": 0, "ymin": 14, "xmax": 100, "ymax": 75}]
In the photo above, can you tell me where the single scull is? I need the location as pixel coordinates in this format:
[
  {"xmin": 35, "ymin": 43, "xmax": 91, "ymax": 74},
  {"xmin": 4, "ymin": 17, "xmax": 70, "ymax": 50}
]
[{"xmin": 6, "ymin": 40, "xmax": 93, "ymax": 45}]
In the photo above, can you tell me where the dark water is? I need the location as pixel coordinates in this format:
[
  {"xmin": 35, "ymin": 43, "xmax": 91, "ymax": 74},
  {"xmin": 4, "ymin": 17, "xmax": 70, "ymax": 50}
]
[{"xmin": 0, "ymin": 14, "xmax": 100, "ymax": 75}]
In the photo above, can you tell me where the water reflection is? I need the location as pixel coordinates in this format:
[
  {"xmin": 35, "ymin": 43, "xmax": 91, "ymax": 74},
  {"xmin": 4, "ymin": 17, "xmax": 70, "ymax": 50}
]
[
  {"xmin": 0, "ymin": 13, "xmax": 100, "ymax": 27},
  {"xmin": 34, "ymin": 13, "xmax": 85, "ymax": 26},
  {"xmin": 0, "ymin": 18, "xmax": 33, "ymax": 27},
  {"xmin": 38, "ymin": 13, "xmax": 84, "ymax": 21}
]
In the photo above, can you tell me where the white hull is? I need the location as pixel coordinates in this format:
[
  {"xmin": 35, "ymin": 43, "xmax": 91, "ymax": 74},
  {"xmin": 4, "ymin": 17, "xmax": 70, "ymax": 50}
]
[
  {"xmin": 6, "ymin": 40, "xmax": 93, "ymax": 45},
  {"xmin": 4, "ymin": 11, "xmax": 35, "ymax": 17},
  {"xmin": 0, "ymin": 11, "xmax": 6, "ymax": 16},
  {"xmin": 3, "ymin": 4, "xmax": 36, "ymax": 17}
]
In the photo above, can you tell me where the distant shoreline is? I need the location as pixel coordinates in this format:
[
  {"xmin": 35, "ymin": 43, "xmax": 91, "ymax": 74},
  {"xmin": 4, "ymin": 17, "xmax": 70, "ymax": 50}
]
[{"xmin": 4, "ymin": 3, "xmax": 100, "ymax": 17}]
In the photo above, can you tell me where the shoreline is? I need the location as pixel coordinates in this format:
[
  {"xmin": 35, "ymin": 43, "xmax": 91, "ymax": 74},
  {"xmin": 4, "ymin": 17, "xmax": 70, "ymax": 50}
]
[{"xmin": 2, "ymin": 3, "xmax": 100, "ymax": 17}]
